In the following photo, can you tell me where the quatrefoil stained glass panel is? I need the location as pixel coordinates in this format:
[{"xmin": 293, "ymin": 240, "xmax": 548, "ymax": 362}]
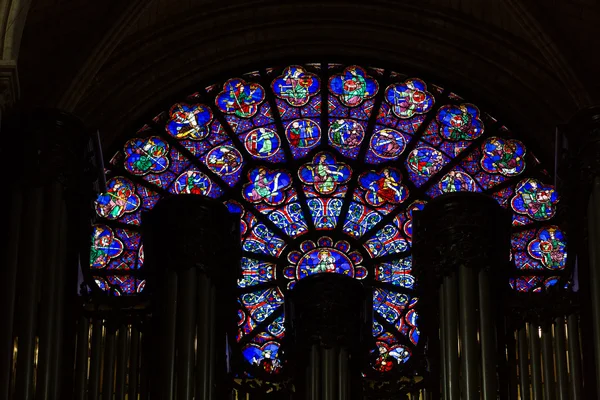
[{"xmin": 89, "ymin": 64, "xmax": 567, "ymax": 376}]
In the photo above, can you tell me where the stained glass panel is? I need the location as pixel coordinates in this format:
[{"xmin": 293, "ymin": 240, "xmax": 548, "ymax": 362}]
[{"xmin": 89, "ymin": 64, "xmax": 568, "ymax": 377}]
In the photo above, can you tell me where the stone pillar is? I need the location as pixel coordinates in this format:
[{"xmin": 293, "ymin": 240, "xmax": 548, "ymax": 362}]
[
  {"xmin": 142, "ymin": 195, "xmax": 239, "ymax": 400},
  {"xmin": 0, "ymin": 109, "xmax": 91, "ymax": 400},
  {"xmin": 564, "ymin": 106, "xmax": 600, "ymax": 398},
  {"xmin": 413, "ymin": 193, "xmax": 511, "ymax": 400},
  {"xmin": 285, "ymin": 274, "xmax": 371, "ymax": 400}
]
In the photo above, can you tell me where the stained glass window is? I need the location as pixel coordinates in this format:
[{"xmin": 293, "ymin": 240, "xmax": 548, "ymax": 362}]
[{"xmin": 87, "ymin": 64, "xmax": 567, "ymax": 377}]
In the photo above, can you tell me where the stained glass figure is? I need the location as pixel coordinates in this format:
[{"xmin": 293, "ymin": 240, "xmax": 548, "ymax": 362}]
[
  {"xmin": 166, "ymin": 103, "xmax": 212, "ymax": 140},
  {"xmin": 89, "ymin": 64, "xmax": 568, "ymax": 376},
  {"xmin": 216, "ymin": 78, "xmax": 265, "ymax": 118},
  {"xmin": 299, "ymin": 152, "xmax": 351, "ymax": 195},
  {"xmin": 95, "ymin": 177, "xmax": 140, "ymax": 220},
  {"xmin": 481, "ymin": 137, "xmax": 526, "ymax": 176},
  {"xmin": 359, "ymin": 168, "xmax": 408, "ymax": 206},
  {"xmin": 437, "ymin": 104, "xmax": 484, "ymax": 141},
  {"xmin": 206, "ymin": 145, "xmax": 243, "ymax": 176},
  {"xmin": 243, "ymin": 168, "xmax": 292, "ymax": 205},
  {"xmin": 329, "ymin": 66, "xmax": 378, "ymax": 107},
  {"xmin": 329, "ymin": 119, "xmax": 365, "ymax": 152},
  {"xmin": 285, "ymin": 119, "xmax": 321, "ymax": 151},
  {"xmin": 384, "ymin": 79, "xmax": 434, "ymax": 119},
  {"xmin": 272, "ymin": 65, "xmax": 320, "ymax": 106},
  {"xmin": 173, "ymin": 169, "xmax": 212, "ymax": 195},
  {"xmin": 244, "ymin": 127, "xmax": 281, "ymax": 159},
  {"xmin": 437, "ymin": 170, "xmax": 478, "ymax": 194},
  {"xmin": 511, "ymin": 178, "xmax": 558, "ymax": 221},
  {"xmin": 369, "ymin": 127, "xmax": 408, "ymax": 160},
  {"xmin": 406, "ymin": 146, "xmax": 446, "ymax": 186},
  {"xmin": 123, "ymin": 137, "xmax": 169, "ymax": 175},
  {"xmin": 90, "ymin": 225, "xmax": 124, "ymax": 269},
  {"xmin": 528, "ymin": 226, "xmax": 567, "ymax": 270}
]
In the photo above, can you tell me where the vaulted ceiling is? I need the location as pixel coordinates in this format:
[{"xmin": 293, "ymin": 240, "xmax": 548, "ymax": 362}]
[{"xmin": 5, "ymin": 0, "xmax": 600, "ymax": 160}]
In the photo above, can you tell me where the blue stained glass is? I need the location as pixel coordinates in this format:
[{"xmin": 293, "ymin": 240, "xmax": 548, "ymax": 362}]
[
  {"xmin": 328, "ymin": 66, "xmax": 378, "ymax": 107},
  {"xmin": 307, "ymin": 197, "xmax": 343, "ymax": 229},
  {"xmin": 95, "ymin": 177, "xmax": 141, "ymax": 220},
  {"xmin": 272, "ymin": 65, "xmax": 320, "ymax": 106},
  {"xmin": 165, "ymin": 103, "xmax": 212, "ymax": 140},
  {"xmin": 376, "ymin": 103, "xmax": 426, "ymax": 133},
  {"xmin": 242, "ymin": 125, "xmax": 286, "ymax": 163},
  {"xmin": 90, "ymin": 225, "xmax": 124, "ymax": 269},
  {"xmin": 299, "ymin": 152, "xmax": 351, "ymax": 195},
  {"xmin": 123, "ymin": 136, "xmax": 170, "ymax": 176},
  {"xmin": 329, "ymin": 96, "xmax": 375, "ymax": 120},
  {"xmin": 492, "ymin": 186, "xmax": 515, "ymax": 208},
  {"xmin": 200, "ymin": 143, "xmax": 243, "ymax": 187},
  {"xmin": 91, "ymin": 64, "xmax": 567, "ymax": 374},
  {"xmin": 358, "ymin": 168, "xmax": 409, "ymax": 206},
  {"xmin": 135, "ymin": 184, "xmax": 161, "ymax": 210},
  {"xmin": 458, "ymin": 147, "xmax": 509, "ymax": 190},
  {"xmin": 168, "ymin": 168, "xmax": 223, "ymax": 198},
  {"xmin": 426, "ymin": 169, "xmax": 480, "ymax": 198},
  {"xmin": 284, "ymin": 118, "xmax": 322, "ymax": 159},
  {"xmin": 276, "ymin": 98, "xmax": 301, "ymax": 120},
  {"xmin": 328, "ymin": 118, "xmax": 368, "ymax": 159},
  {"xmin": 364, "ymin": 223, "xmax": 410, "ymax": 258},
  {"xmin": 374, "ymin": 288, "xmax": 410, "ymax": 327},
  {"xmin": 242, "ymin": 167, "xmax": 293, "ymax": 206},
  {"xmin": 405, "ymin": 144, "xmax": 449, "ymax": 187},
  {"xmin": 437, "ymin": 103, "xmax": 484, "ymax": 141},
  {"xmin": 509, "ymin": 276, "xmax": 543, "ymax": 292},
  {"xmin": 375, "ymin": 258, "xmax": 415, "ymax": 289},
  {"xmin": 240, "ymin": 288, "xmax": 284, "ymax": 324},
  {"xmin": 179, "ymin": 120, "xmax": 230, "ymax": 156},
  {"xmin": 301, "ymin": 95, "xmax": 321, "ymax": 117},
  {"xmin": 238, "ymin": 258, "xmax": 276, "ymax": 288},
  {"xmin": 510, "ymin": 178, "xmax": 558, "ymax": 221},
  {"xmin": 242, "ymin": 340, "xmax": 283, "ymax": 374},
  {"xmin": 512, "ymin": 226, "xmax": 567, "ymax": 271},
  {"xmin": 242, "ymin": 221, "xmax": 286, "ymax": 257},
  {"xmin": 384, "ymin": 79, "xmax": 434, "ymax": 119},
  {"xmin": 365, "ymin": 126, "xmax": 411, "ymax": 164},
  {"xmin": 216, "ymin": 78, "xmax": 266, "ymax": 118},
  {"xmin": 481, "ymin": 137, "xmax": 526, "ymax": 177},
  {"xmin": 106, "ymin": 228, "xmax": 142, "ymax": 270},
  {"xmin": 267, "ymin": 202, "xmax": 308, "ymax": 238},
  {"xmin": 343, "ymin": 202, "xmax": 383, "ymax": 238},
  {"xmin": 106, "ymin": 276, "xmax": 144, "ymax": 295}
]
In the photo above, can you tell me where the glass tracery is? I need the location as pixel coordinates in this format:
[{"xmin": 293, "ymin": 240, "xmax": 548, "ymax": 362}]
[{"xmin": 87, "ymin": 64, "xmax": 567, "ymax": 378}]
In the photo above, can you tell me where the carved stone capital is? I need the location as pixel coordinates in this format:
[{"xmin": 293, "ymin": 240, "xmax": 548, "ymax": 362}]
[
  {"xmin": 285, "ymin": 274, "xmax": 371, "ymax": 351},
  {"xmin": 412, "ymin": 193, "xmax": 511, "ymax": 286},
  {"xmin": 141, "ymin": 195, "xmax": 240, "ymax": 286}
]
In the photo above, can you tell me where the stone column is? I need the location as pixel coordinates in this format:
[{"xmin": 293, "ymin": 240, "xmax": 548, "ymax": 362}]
[
  {"xmin": 142, "ymin": 195, "xmax": 239, "ymax": 400},
  {"xmin": 285, "ymin": 274, "xmax": 371, "ymax": 400},
  {"xmin": 413, "ymin": 192, "xmax": 511, "ymax": 400},
  {"xmin": 0, "ymin": 109, "xmax": 91, "ymax": 400},
  {"xmin": 564, "ymin": 106, "xmax": 600, "ymax": 397}
]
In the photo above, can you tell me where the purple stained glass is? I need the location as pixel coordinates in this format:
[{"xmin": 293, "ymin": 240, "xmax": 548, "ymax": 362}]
[
  {"xmin": 384, "ymin": 79, "xmax": 434, "ymax": 119},
  {"xmin": 511, "ymin": 178, "xmax": 558, "ymax": 221},
  {"xmin": 272, "ymin": 65, "xmax": 320, "ymax": 106},
  {"xmin": 328, "ymin": 118, "xmax": 366, "ymax": 159},
  {"xmin": 216, "ymin": 78, "xmax": 265, "ymax": 118},
  {"xmin": 89, "ymin": 64, "xmax": 568, "ymax": 375},
  {"xmin": 299, "ymin": 152, "xmax": 351, "ymax": 196},
  {"xmin": 329, "ymin": 66, "xmax": 378, "ymax": 107},
  {"xmin": 165, "ymin": 103, "xmax": 212, "ymax": 140},
  {"xmin": 437, "ymin": 103, "xmax": 484, "ymax": 141}
]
